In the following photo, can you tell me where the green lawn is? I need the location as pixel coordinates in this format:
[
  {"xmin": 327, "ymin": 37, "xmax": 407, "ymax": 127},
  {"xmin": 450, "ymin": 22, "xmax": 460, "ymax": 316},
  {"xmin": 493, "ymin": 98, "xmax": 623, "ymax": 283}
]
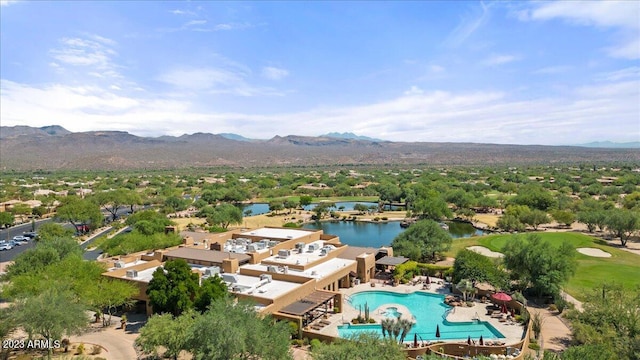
[{"xmin": 445, "ymin": 232, "xmax": 640, "ymax": 301}]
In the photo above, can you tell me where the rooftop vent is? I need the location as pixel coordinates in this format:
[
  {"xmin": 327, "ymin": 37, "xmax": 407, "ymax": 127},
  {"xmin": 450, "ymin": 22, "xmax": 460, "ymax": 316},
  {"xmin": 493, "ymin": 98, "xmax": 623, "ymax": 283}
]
[
  {"xmin": 278, "ymin": 249, "xmax": 291, "ymax": 258},
  {"xmin": 114, "ymin": 261, "xmax": 125, "ymax": 269},
  {"xmin": 125, "ymin": 269, "xmax": 138, "ymax": 278}
]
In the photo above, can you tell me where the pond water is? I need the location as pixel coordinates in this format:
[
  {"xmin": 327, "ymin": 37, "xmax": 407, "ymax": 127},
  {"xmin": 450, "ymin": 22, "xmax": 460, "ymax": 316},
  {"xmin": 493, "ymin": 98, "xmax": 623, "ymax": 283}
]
[
  {"xmin": 240, "ymin": 201, "xmax": 401, "ymax": 217},
  {"xmin": 303, "ymin": 220, "xmax": 487, "ymax": 247}
]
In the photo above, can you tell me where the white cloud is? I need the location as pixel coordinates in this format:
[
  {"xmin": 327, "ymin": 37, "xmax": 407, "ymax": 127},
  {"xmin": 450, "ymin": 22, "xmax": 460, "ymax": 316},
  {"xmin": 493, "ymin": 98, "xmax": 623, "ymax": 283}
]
[
  {"xmin": 0, "ymin": 0, "xmax": 19, "ymax": 6},
  {"xmin": 533, "ymin": 65, "xmax": 572, "ymax": 75},
  {"xmin": 445, "ymin": 2, "xmax": 491, "ymax": 47},
  {"xmin": 157, "ymin": 67, "xmax": 283, "ymax": 96},
  {"xmin": 170, "ymin": 9, "xmax": 196, "ymax": 16},
  {"xmin": 49, "ymin": 36, "xmax": 118, "ymax": 70},
  {"xmin": 261, "ymin": 66, "xmax": 289, "ymax": 80},
  {"xmin": 483, "ymin": 54, "xmax": 520, "ymax": 66},
  {"xmin": 185, "ymin": 20, "xmax": 207, "ymax": 27},
  {"xmin": 595, "ymin": 67, "xmax": 640, "ymax": 82},
  {"xmin": 523, "ymin": 1, "xmax": 640, "ymax": 60},
  {"xmin": 3, "ymin": 73, "xmax": 637, "ymax": 144},
  {"xmin": 429, "ymin": 65, "xmax": 445, "ymax": 73},
  {"xmin": 403, "ymin": 86, "xmax": 424, "ymax": 96},
  {"xmin": 213, "ymin": 22, "xmax": 254, "ymax": 31}
]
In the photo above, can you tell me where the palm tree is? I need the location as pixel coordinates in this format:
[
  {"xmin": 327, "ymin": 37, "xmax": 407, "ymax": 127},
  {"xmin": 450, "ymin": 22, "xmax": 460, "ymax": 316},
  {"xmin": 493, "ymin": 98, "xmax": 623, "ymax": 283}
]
[
  {"xmin": 380, "ymin": 318, "xmax": 392, "ymax": 338},
  {"xmin": 391, "ymin": 320, "xmax": 402, "ymax": 341},
  {"xmin": 456, "ymin": 279, "xmax": 475, "ymax": 302},
  {"xmin": 398, "ymin": 317, "xmax": 415, "ymax": 343}
]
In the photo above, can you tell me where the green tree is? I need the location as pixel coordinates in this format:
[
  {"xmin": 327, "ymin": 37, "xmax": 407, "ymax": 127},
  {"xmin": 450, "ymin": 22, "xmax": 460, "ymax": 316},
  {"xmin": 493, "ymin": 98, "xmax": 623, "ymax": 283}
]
[
  {"xmin": 147, "ymin": 259, "xmax": 200, "ymax": 316},
  {"xmin": 283, "ymin": 198, "xmax": 299, "ymax": 214},
  {"xmin": 136, "ymin": 310, "xmax": 198, "ymax": 360},
  {"xmin": 93, "ymin": 188, "xmax": 132, "ymax": 221},
  {"xmin": 520, "ymin": 209, "xmax": 550, "ymax": 230},
  {"xmin": 4, "ymin": 237, "xmax": 82, "ymax": 279},
  {"xmin": 502, "ymin": 234, "xmax": 577, "ymax": 298},
  {"xmin": 11, "ymin": 287, "xmax": 88, "ymax": 359},
  {"xmin": 37, "ymin": 223, "xmax": 75, "ymax": 241},
  {"xmin": 577, "ymin": 210, "xmax": 606, "ymax": 233},
  {"xmin": 412, "ymin": 190, "xmax": 452, "ymax": 220},
  {"xmin": 206, "ymin": 203, "xmax": 243, "ymax": 229},
  {"xmin": 551, "ymin": 210, "xmax": 576, "ymax": 227},
  {"xmin": 194, "ymin": 275, "xmax": 228, "ymax": 313},
  {"xmin": 0, "ymin": 211, "xmax": 14, "ymax": 228},
  {"xmin": 567, "ymin": 284, "xmax": 639, "ymax": 360},
  {"xmin": 312, "ymin": 332, "xmax": 405, "ymax": 360},
  {"xmin": 509, "ymin": 184, "xmax": 556, "ymax": 210},
  {"xmin": 185, "ymin": 299, "xmax": 293, "ymax": 360},
  {"xmin": 268, "ymin": 200, "xmax": 284, "ymax": 214},
  {"xmin": 391, "ymin": 219, "xmax": 452, "ymax": 262},
  {"xmin": 87, "ymin": 278, "xmax": 138, "ymax": 326},
  {"xmin": 604, "ymin": 208, "xmax": 640, "ymax": 247},
  {"xmin": 55, "ymin": 196, "xmax": 103, "ymax": 233},
  {"xmin": 353, "ymin": 203, "xmax": 369, "ymax": 214},
  {"xmin": 452, "ymin": 249, "xmax": 507, "ymax": 289},
  {"xmin": 299, "ymin": 195, "xmax": 313, "ymax": 207}
]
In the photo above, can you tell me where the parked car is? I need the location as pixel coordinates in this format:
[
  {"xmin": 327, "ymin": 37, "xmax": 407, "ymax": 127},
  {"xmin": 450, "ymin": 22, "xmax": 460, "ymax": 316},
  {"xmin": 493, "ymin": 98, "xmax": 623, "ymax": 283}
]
[
  {"xmin": 12, "ymin": 235, "xmax": 29, "ymax": 241},
  {"xmin": 23, "ymin": 232, "xmax": 38, "ymax": 239},
  {"xmin": 0, "ymin": 242, "xmax": 12, "ymax": 251},
  {"xmin": 10, "ymin": 238, "xmax": 27, "ymax": 246}
]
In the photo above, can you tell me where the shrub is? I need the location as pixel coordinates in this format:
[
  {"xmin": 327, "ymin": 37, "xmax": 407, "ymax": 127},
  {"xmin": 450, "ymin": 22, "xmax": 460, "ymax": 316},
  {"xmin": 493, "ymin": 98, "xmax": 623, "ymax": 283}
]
[
  {"xmin": 283, "ymin": 222, "xmax": 300, "ymax": 228},
  {"xmin": 528, "ymin": 342, "xmax": 540, "ymax": 351},
  {"xmin": 548, "ymin": 304, "xmax": 558, "ymax": 312},
  {"xmin": 310, "ymin": 339, "xmax": 322, "ymax": 351},
  {"xmin": 76, "ymin": 343, "xmax": 85, "ymax": 355},
  {"xmin": 368, "ymin": 318, "xmax": 376, "ymax": 323},
  {"xmin": 352, "ymin": 318, "xmax": 360, "ymax": 324},
  {"xmin": 381, "ymin": 217, "xmax": 388, "ymax": 220},
  {"xmin": 91, "ymin": 345, "xmax": 102, "ymax": 355},
  {"xmin": 373, "ymin": 217, "xmax": 380, "ymax": 221}
]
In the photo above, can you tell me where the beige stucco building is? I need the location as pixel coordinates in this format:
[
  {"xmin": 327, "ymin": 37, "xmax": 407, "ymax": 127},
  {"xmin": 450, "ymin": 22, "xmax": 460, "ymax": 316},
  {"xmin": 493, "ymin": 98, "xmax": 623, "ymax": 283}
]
[{"xmin": 101, "ymin": 226, "xmax": 393, "ymax": 330}]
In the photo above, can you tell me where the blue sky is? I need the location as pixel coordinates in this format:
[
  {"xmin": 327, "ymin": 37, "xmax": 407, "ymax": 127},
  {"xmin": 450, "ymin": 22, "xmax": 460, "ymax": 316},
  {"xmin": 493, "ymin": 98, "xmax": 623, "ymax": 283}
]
[{"xmin": 1, "ymin": 1, "xmax": 638, "ymax": 145}]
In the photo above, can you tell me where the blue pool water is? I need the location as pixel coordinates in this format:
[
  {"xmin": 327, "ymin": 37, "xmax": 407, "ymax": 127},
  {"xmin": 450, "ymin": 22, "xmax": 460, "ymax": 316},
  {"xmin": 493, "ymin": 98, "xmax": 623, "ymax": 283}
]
[{"xmin": 339, "ymin": 291, "xmax": 504, "ymax": 342}]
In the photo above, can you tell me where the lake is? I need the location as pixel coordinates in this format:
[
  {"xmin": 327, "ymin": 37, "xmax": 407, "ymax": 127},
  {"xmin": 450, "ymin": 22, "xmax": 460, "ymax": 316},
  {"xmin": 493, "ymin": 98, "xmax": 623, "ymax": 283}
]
[
  {"xmin": 240, "ymin": 201, "xmax": 400, "ymax": 217},
  {"xmin": 303, "ymin": 220, "xmax": 486, "ymax": 247}
]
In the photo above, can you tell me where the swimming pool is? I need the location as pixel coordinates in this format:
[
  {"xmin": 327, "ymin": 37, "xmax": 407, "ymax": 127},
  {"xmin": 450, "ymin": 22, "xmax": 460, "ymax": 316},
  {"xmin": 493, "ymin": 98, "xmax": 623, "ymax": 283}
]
[{"xmin": 339, "ymin": 291, "xmax": 505, "ymax": 342}]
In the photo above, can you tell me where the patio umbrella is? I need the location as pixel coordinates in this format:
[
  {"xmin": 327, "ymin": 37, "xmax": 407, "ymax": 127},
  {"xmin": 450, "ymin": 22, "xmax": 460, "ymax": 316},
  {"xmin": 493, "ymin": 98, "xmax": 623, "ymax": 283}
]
[
  {"xmin": 435, "ymin": 325, "xmax": 441, "ymax": 339},
  {"xmin": 479, "ymin": 335, "xmax": 484, "ymax": 346},
  {"xmin": 414, "ymin": 333, "xmax": 418, "ymax": 348},
  {"xmin": 491, "ymin": 292, "xmax": 512, "ymax": 304},
  {"xmin": 501, "ymin": 303, "xmax": 508, "ymax": 313},
  {"xmin": 426, "ymin": 275, "xmax": 430, "ymax": 284}
]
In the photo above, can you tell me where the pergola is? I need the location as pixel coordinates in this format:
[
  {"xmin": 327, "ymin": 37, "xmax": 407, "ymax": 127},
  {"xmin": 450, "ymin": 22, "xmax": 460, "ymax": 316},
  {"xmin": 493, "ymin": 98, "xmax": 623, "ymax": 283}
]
[
  {"xmin": 375, "ymin": 255, "xmax": 409, "ymax": 271},
  {"xmin": 279, "ymin": 291, "xmax": 336, "ymax": 326}
]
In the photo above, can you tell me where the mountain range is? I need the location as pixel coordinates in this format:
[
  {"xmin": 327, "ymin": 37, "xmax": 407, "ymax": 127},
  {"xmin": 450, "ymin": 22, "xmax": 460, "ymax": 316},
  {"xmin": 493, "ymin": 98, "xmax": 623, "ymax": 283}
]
[{"xmin": 1, "ymin": 125, "xmax": 638, "ymax": 171}]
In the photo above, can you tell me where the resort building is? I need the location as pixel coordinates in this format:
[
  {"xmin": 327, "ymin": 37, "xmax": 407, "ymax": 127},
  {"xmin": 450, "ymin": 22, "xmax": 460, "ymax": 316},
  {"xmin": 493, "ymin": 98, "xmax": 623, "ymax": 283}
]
[{"xmin": 101, "ymin": 226, "xmax": 394, "ymax": 331}]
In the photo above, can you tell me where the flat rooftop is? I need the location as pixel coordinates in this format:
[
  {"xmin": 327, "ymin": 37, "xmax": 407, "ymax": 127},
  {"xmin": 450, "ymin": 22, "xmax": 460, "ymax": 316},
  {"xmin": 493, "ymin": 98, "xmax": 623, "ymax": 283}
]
[
  {"xmin": 239, "ymin": 227, "xmax": 316, "ymax": 240},
  {"xmin": 263, "ymin": 240, "xmax": 335, "ymax": 266},
  {"xmin": 243, "ymin": 257, "xmax": 355, "ymax": 280},
  {"xmin": 164, "ymin": 247, "xmax": 251, "ymax": 264},
  {"xmin": 107, "ymin": 259, "xmax": 148, "ymax": 271},
  {"xmin": 225, "ymin": 274, "xmax": 300, "ymax": 300}
]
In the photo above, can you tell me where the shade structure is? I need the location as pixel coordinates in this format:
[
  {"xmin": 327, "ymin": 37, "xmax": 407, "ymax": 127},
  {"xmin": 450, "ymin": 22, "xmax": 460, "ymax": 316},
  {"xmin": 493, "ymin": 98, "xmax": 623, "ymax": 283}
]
[
  {"xmin": 479, "ymin": 335, "xmax": 484, "ymax": 345},
  {"xmin": 435, "ymin": 324, "xmax": 441, "ymax": 339},
  {"xmin": 414, "ymin": 333, "xmax": 418, "ymax": 348},
  {"xmin": 491, "ymin": 292, "xmax": 512, "ymax": 303}
]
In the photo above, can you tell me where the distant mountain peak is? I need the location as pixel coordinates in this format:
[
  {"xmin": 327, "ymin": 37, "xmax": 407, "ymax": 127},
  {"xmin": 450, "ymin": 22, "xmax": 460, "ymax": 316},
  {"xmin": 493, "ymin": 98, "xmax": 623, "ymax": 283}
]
[
  {"xmin": 322, "ymin": 132, "xmax": 383, "ymax": 142},
  {"xmin": 576, "ymin": 141, "xmax": 640, "ymax": 149},
  {"xmin": 218, "ymin": 133, "xmax": 254, "ymax": 142}
]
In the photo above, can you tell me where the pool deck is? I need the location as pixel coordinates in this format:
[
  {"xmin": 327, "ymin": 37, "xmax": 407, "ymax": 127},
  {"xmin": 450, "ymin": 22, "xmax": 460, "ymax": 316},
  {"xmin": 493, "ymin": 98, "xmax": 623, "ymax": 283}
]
[{"xmin": 305, "ymin": 280, "xmax": 524, "ymax": 346}]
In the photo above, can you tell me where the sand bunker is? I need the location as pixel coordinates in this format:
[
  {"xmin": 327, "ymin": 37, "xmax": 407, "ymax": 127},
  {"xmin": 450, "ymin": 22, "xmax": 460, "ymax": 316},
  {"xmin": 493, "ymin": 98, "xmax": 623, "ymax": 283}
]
[
  {"xmin": 467, "ymin": 246, "xmax": 504, "ymax": 258},
  {"xmin": 577, "ymin": 248, "xmax": 611, "ymax": 258}
]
